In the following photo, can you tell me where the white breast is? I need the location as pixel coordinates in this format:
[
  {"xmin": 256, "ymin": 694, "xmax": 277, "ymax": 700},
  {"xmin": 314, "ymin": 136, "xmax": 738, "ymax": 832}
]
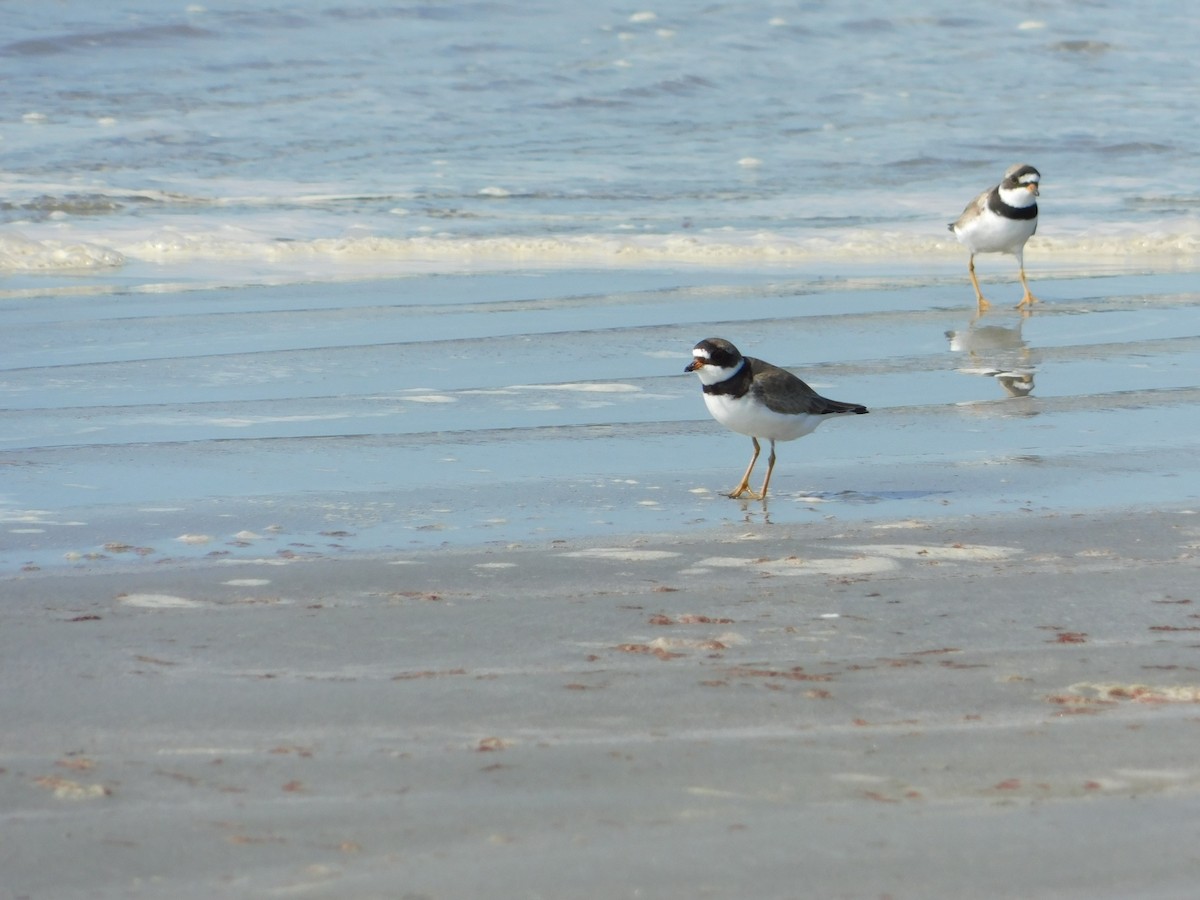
[
  {"xmin": 703, "ymin": 392, "xmax": 824, "ymax": 442},
  {"xmin": 955, "ymin": 208, "xmax": 1036, "ymax": 255}
]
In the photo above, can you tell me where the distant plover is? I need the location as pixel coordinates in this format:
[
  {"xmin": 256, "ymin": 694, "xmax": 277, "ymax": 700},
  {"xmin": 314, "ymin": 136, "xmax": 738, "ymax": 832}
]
[
  {"xmin": 949, "ymin": 163, "xmax": 1041, "ymax": 311},
  {"xmin": 685, "ymin": 337, "xmax": 868, "ymax": 500}
]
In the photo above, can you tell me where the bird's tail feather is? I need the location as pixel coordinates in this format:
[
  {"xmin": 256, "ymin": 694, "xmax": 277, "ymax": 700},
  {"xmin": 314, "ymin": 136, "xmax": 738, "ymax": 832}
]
[{"xmin": 818, "ymin": 398, "xmax": 869, "ymax": 415}]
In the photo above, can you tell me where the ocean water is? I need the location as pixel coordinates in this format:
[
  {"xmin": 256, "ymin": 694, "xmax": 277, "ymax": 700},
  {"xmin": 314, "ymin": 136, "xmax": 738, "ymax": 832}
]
[
  {"xmin": 2, "ymin": 0, "xmax": 1199, "ymax": 280},
  {"xmin": 2, "ymin": 1, "xmax": 1200, "ymax": 571}
]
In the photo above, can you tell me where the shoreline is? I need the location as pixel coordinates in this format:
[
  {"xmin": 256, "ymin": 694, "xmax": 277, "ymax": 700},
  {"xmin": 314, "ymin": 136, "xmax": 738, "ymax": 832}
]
[
  {"xmin": 4, "ymin": 502, "xmax": 1200, "ymax": 897},
  {"xmin": 3, "ymin": 260, "xmax": 1200, "ymax": 896}
]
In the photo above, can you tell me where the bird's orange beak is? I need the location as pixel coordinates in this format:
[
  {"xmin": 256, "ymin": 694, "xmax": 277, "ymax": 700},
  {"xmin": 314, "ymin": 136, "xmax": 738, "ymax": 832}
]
[
  {"xmin": 1028, "ymin": 183, "xmax": 1040, "ymax": 196},
  {"xmin": 685, "ymin": 359, "xmax": 704, "ymax": 373}
]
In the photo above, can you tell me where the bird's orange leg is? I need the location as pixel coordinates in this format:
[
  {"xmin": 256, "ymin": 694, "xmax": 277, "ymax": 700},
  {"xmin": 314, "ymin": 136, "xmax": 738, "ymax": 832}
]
[
  {"xmin": 968, "ymin": 255, "xmax": 990, "ymax": 312},
  {"xmin": 1015, "ymin": 263, "xmax": 1039, "ymax": 311},
  {"xmin": 728, "ymin": 437, "xmax": 761, "ymax": 499},
  {"xmin": 755, "ymin": 440, "xmax": 778, "ymax": 500}
]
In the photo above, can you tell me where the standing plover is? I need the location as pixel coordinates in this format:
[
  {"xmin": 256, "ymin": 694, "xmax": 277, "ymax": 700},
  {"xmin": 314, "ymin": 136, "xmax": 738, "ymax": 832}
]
[
  {"xmin": 950, "ymin": 163, "xmax": 1041, "ymax": 311},
  {"xmin": 685, "ymin": 337, "xmax": 868, "ymax": 500}
]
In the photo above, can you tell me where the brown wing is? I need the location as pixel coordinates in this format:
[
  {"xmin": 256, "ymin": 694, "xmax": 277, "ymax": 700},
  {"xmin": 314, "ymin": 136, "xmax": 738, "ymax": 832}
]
[
  {"xmin": 747, "ymin": 358, "xmax": 868, "ymax": 416},
  {"xmin": 950, "ymin": 186, "xmax": 992, "ymax": 231}
]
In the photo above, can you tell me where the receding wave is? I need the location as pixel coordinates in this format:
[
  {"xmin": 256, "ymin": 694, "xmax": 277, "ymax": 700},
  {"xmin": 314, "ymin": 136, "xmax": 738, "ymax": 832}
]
[
  {"xmin": 0, "ymin": 233, "xmax": 125, "ymax": 271},
  {"xmin": 3, "ymin": 224, "xmax": 1200, "ymax": 276}
]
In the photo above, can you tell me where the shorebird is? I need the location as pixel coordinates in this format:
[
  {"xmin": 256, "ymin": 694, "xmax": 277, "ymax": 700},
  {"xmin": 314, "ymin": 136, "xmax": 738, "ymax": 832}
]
[
  {"xmin": 949, "ymin": 163, "xmax": 1041, "ymax": 311},
  {"xmin": 685, "ymin": 337, "xmax": 868, "ymax": 500}
]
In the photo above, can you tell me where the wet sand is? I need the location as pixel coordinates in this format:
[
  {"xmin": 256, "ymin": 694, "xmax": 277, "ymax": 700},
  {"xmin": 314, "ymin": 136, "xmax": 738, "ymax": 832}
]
[
  {"xmin": 5, "ymin": 263, "xmax": 1200, "ymax": 571},
  {"xmin": 3, "ymin": 263, "xmax": 1200, "ymax": 897},
  {"xmin": 4, "ymin": 503, "xmax": 1200, "ymax": 898}
]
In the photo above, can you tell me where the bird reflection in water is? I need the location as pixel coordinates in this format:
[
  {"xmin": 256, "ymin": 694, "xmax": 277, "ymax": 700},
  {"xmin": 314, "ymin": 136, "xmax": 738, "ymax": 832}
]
[{"xmin": 946, "ymin": 314, "xmax": 1037, "ymax": 399}]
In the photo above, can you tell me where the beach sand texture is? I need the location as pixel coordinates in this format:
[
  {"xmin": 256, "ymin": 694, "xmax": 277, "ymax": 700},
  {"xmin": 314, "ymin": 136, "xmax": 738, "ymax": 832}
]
[
  {"xmin": 4, "ymin": 3, "xmax": 1200, "ymax": 895},
  {"xmin": 4, "ymin": 504, "xmax": 1200, "ymax": 898},
  {"xmin": 4, "ymin": 263, "xmax": 1200, "ymax": 899}
]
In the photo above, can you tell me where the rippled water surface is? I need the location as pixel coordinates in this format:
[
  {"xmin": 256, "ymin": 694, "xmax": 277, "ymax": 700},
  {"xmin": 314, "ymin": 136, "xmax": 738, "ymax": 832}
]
[
  {"xmin": 2, "ymin": 0, "xmax": 1199, "ymax": 275},
  {"xmin": 2, "ymin": 1, "xmax": 1199, "ymax": 571},
  {"xmin": 4, "ymin": 265, "xmax": 1199, "ymax": 571}
]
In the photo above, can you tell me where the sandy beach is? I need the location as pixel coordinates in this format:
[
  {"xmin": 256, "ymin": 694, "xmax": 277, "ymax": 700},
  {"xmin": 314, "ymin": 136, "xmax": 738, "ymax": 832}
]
[
  {"xmin": 6, "ymin": 4, "xmax": 1200, "ymax": 897},
  {"xmin": 4, "ymin": 261, "xmax": 1200, "ymax": 898},
  {"xmin": 4, "ymin": 499, "xmax": 1200, "ymax": 899}
]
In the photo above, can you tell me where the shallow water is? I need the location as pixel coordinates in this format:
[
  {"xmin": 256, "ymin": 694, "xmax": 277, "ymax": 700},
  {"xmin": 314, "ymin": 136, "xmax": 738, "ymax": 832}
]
[
  {"xmin": 2, "ymin": 2, "xmax": 1200, "ymax": 572},
  {"xmin": 3, "ymin": 264, "xmax": 1199, "ymax": 572},
  {"xmin": 2, "ymin": 0, "xmax": 1199, "ymax": 278}
]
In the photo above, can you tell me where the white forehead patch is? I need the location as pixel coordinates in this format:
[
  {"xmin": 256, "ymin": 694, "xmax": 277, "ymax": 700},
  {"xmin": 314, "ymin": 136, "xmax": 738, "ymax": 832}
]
[
  {"xmin": 693, "ymin": 347, "xmax": 711, "ymax": 359},
  {"xmin": 1018, "ymin": 172, "xmax": 1039, "ymax": 185}
]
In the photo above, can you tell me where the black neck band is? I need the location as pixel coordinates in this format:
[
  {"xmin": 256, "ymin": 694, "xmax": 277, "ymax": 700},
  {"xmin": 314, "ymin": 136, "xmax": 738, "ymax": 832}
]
[
  {"xmin": 702, "ymin": 361, "xmax": 752, "ymax": 397},
  {"xmin": 988, "ymin": 189, "xmax": 1037, "ymax": 220}
]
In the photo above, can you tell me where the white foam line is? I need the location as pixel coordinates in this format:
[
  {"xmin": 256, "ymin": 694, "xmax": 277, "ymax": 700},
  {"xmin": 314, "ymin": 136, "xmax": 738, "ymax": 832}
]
[
  {"xmin": 845, "ymin": 543, "xmax": 1021, "ymax": 562},
  {"xmin": 694, "ymin": 556, "xmax": 899, "ymax": 577},
  {"xmin": 510, "ymin": 383, "xmax": 642, "ymax": 393},
  {"xmin": 559, "ymin": 548, "xmax": 681, "ymax": 561},
  {"xmin": 119, "ymin": 593, "xmax": 206, "ymax": 609}
]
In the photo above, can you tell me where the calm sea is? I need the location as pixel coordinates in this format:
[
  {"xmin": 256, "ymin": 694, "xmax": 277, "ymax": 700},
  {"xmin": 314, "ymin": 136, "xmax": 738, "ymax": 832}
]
[
  {"xmin": 2, "ymin": 0, "xmax": 1198, "ymax": 283},
  {"xmin": 3, "ymin": 1, "xmax": 1200, "ymax": 568}
]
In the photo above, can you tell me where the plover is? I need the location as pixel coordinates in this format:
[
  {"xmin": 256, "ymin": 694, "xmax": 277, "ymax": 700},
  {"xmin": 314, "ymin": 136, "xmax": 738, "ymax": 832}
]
[
  {"xmin": 685, "ymin": 337, "xmax": 868, "ymax": 500},
  {"xmin": 949, "ymin": 163, "xmax": 1041, "ymax": 311}
]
